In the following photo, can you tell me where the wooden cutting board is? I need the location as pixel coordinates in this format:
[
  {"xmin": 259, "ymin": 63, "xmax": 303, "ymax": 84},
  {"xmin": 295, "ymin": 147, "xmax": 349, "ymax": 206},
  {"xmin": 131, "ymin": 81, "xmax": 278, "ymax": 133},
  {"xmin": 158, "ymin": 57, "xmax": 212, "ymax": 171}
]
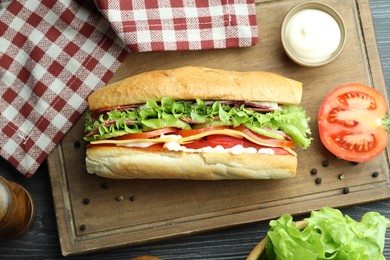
[{"xmin": 47, "ymin": 0, "xmax": 390, "ymax": 256}]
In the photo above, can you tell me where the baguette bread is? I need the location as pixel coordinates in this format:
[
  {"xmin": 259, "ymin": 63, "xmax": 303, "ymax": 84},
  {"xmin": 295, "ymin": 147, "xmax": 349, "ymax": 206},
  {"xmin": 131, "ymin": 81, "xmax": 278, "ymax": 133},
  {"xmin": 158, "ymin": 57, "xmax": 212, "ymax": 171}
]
[
  {"xmin": 88, "ymin": 66, "xmax": 303, "ymax": 110},
  {"xmin": 86, "ymin": 146, "xmax": 297, "ymax": 180},
  {"xmin": 85, "ymin": 66, "xmax": 307, "ymax": 180}
]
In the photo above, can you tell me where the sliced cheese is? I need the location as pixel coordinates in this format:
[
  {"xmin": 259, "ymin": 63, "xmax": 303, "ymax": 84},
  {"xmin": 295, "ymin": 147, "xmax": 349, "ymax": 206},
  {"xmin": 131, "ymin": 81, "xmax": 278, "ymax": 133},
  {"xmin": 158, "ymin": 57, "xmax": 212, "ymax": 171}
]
[
  {"xmin": 283, "ymin": 147, "xmax": 297, "ymax": 157},
  {"xmin": 90, "ymin": 129, "xmax": 297, "ymax": 156},
  {"xmin": 177, "ymin": 129, "xmax": 293, "ymax": 151},
  {"xmin": 90, "ymin": 136, "xmax": 180, "ymax": 145},
  {"xmin": 91, "ymin": 129, "xmax": 245, "ymax": 145},
  {"xmin": 178, "ymin": 129, "xmax": 243, "ymax": 143}
]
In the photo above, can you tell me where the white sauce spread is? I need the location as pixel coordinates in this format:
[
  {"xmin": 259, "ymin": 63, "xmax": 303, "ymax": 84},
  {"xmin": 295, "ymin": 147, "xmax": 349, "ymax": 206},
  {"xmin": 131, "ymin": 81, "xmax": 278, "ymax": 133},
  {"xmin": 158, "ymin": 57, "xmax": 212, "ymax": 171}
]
[
  {"xmin": 121, "ymin": 134, "xmax": 275, "ymax": 155},
  {"xmin": 285, "ymin": 9, "xmax": 341, "ymax": 63}
]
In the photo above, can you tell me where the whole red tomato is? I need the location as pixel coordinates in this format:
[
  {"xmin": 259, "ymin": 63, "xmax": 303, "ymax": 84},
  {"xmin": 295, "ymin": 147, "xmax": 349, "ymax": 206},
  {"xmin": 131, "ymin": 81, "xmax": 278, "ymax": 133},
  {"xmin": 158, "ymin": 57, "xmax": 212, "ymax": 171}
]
[{"xmin": 318, "ymin": 83, "xmax": 389, "ymax": 162}]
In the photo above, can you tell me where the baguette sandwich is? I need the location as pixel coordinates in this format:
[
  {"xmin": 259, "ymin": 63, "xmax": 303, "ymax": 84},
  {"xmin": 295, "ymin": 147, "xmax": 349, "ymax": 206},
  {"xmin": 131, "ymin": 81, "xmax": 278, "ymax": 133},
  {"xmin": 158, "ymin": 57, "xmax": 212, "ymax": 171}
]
[{"xmin": 84, "ymin": 66, "xmax": 311, "ymax": 180}]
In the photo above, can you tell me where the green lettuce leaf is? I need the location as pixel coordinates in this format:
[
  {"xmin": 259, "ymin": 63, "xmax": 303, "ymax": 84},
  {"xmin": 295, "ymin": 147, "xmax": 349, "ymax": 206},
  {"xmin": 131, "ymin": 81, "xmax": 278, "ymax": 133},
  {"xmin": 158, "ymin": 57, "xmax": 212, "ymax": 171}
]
[
  {"xmin": 263, "ymin": 207, "xmax": 390, "ymax": 260},
  {"xmin": 84, "ymin": 98, "xmax": 312, "ymax": 149}
]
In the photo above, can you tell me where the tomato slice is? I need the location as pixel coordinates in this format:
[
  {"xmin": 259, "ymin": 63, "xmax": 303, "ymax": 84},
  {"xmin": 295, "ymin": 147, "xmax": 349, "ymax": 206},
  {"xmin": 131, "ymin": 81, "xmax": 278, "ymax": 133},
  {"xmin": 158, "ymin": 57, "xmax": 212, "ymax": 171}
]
[
  {"xmin": 318, "ymin": 83, "xmax": 388, "ymax": 162},
  {"xmin": 183, "ymin": 135, "xmax": 244, "ymax": 149},
  {"xmin": 183, "ymin": 135, "xmax": 291, "ymax": 155},
  {"xmin": 140, "ymin": 143, "xmax": 164, "ymax": 151},
  {"xmin": 114, "ymin": 127, "xmax": 178, "ymax": 140}
]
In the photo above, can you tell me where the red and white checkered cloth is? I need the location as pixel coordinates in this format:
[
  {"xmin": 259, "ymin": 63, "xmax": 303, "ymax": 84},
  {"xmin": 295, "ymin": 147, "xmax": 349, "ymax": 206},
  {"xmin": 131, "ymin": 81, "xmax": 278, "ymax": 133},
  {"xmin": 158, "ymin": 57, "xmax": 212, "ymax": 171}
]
[
  {"xmin": 0, "ymin": 0, "xmax": 259, "ymax": 177},
  {"xmin": 96, "ymin": 0, "xmax": 258, "ymax": 52},
  {"xmin": 0, "ymin": 0, "xmax": 127, "ymax": 177}
]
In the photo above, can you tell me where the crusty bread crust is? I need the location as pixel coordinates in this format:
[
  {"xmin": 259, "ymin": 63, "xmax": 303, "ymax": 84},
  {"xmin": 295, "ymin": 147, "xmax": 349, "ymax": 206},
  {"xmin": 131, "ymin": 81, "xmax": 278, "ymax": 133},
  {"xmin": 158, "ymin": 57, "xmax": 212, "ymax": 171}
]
[
  {"xmin": 85, "ymin": 146, "xmax": 297, "ymax": 180},
  {"xmin": 87, "ymin": 66, "xmax": 303, "ymax": 111}
]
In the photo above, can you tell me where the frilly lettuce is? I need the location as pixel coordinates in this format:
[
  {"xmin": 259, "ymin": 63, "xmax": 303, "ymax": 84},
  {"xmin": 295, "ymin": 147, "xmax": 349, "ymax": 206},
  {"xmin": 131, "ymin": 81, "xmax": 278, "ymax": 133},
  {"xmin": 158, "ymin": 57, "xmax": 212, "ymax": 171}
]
[
  {"xmin": 262, "ymin": 207, "xmax": 390, "ymax": 260},
  {"xmin": 84, "ymin": 97, "xmax": 312, "ymax": 148}
]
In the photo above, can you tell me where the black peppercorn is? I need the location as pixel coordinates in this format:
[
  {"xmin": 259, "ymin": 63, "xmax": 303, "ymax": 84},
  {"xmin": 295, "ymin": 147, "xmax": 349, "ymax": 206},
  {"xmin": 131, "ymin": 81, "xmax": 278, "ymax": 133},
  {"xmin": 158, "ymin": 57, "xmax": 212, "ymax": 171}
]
[
  {"xmin": 372, "ymin": 171, "xmax": 379, "ymax": 178},
  {"xmin": 310, "ymin": 168, "xmax": 318, "ymax": 175},
  {"xmin": 82, "ymin": 198, "xmax": 90, "ymax": 205},
  {"xmin": 101, "ymin": 182, "xmax": 110, "ymax": 189},
  {"xmin": 80, "ymin": 224, "xmax": 86, "ymax": 231},
  {"xmin": 315, "ymin": 177, "xmax": 322, "ymax": 184},
  {"xmin": 343, "ymin": 187, "xmax": 350, "ymax": 194},
  {"xmin": 322, "ymin": 160, "xmax": 329, "ymax": 167}
]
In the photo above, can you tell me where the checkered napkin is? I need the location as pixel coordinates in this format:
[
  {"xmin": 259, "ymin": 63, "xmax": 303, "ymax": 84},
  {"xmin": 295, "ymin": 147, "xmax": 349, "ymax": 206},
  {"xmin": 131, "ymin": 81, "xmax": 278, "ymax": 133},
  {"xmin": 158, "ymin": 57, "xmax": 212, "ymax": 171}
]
[
  {"xmin": 0, "ymin": 0, "xmax": 259, "ymax": 177},
  {"xmin": 0, "ymin": 0, "xmax": 127, "ymax": 177},
  {"xmin": 95, "ymin": 0, "xmax": 259, "ymax": 52}
]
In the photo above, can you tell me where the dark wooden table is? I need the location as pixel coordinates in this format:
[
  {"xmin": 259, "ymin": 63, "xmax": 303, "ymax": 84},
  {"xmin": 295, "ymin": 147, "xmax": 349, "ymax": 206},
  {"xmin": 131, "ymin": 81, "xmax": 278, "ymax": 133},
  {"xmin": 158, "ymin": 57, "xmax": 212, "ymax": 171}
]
[{"xmin": 1, "ymin": 0, "xmax": 390, "ymax": 259}]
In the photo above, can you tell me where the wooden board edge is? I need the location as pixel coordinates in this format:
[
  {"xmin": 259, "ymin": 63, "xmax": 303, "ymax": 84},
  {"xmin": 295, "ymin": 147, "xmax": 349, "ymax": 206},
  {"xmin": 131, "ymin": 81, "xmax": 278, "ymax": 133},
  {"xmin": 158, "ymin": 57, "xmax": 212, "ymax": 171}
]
[
  {"xmin": 356, "ymin": 0, "xmax": 390, "ymax": 171},
  {"xmin": 357, "ymin": 0, "xmax": 387, "ymax": 91},
  {"xmin": 57, "ymin": 186, "xmax": 390, "ymax": 256},
  {"xmin": 46, "ymin": 143, "xmax": 77, "ymax": 257}
]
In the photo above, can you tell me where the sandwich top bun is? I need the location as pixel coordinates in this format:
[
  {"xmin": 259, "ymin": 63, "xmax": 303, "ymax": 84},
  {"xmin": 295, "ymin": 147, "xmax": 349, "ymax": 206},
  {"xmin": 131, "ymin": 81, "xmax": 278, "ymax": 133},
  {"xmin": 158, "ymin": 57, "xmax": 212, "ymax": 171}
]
[{"xmin": 87, "ymin": 66, "xmax": 303, "ymax": 111}]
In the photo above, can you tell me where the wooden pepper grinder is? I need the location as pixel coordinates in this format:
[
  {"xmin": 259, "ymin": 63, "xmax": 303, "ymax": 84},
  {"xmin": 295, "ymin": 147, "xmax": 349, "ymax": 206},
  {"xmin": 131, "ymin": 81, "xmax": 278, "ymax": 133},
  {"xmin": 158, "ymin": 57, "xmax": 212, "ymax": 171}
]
[{"xmin": 0, "ymin": 175, "xmax": 35, "ymax": 240}]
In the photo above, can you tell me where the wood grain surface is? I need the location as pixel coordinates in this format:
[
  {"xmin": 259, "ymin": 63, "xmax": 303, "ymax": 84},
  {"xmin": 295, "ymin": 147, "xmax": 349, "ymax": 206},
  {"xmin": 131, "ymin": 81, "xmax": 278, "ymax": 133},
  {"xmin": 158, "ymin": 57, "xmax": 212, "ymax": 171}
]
[
  {"xmin": 0, "ymin": 177, "xmax": 35, "ymax": 240},
  {"xmin": 1, "ymin": 0, "xmax": 390, "ymax": 259}
]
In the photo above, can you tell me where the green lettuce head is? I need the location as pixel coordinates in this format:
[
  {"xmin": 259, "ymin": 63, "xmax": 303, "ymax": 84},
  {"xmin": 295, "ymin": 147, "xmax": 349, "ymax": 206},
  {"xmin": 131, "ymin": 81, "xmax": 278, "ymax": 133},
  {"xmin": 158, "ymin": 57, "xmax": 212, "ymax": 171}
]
[{"xmin": 263, "ymin": 207, "xmax": 390, "ymax": 260}]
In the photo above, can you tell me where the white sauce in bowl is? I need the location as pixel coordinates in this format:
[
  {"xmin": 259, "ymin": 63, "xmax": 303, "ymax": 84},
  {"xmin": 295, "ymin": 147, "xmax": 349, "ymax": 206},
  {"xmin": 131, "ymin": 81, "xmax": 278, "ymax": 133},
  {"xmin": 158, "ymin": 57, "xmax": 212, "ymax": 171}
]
[{"xmin": 285, "ymin": 9, "xmax": 341, "ymax": 63}]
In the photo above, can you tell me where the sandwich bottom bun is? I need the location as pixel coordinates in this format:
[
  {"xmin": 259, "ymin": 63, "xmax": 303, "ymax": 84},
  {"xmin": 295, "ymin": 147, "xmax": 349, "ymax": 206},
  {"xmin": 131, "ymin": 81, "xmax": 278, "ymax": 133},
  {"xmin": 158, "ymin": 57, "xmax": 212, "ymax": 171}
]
[{"xmin": 85, "ymin": 146, "xmax": 297, "ymax": 180}]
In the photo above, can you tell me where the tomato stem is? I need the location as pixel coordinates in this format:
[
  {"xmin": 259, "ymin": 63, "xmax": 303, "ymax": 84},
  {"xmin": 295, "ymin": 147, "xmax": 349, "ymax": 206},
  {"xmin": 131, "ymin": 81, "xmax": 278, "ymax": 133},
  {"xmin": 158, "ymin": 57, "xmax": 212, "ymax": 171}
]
[{"xmin": 382, "ymin": 114, "xmax": 390, "ymax": 132}]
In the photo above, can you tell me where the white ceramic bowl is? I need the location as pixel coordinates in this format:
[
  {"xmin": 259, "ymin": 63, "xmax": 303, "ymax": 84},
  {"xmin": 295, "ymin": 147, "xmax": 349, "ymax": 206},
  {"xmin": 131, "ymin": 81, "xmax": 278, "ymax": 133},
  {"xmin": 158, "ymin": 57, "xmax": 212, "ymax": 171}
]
[{"xmin": 281, "ymin": 2, "xmax": 346, "ymax": 67}]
